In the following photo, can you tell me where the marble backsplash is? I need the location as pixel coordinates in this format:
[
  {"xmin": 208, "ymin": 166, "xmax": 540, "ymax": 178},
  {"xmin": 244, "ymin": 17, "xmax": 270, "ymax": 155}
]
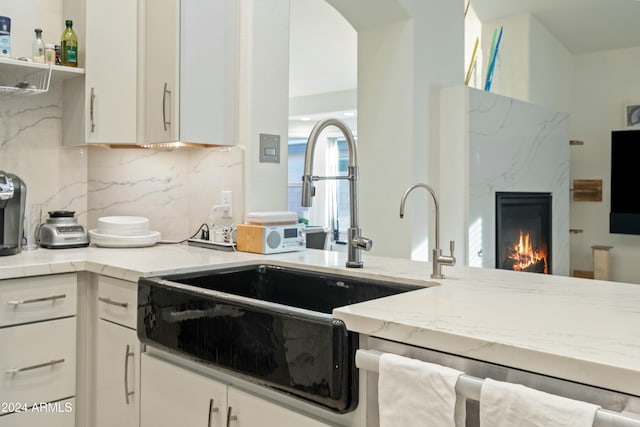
[
  {"xmin": 1, "ymin": 88, "xmax": 244, "ymax": 245},
  {"xmin": 0, "ymin": 86, "xmax": 88, "ymax": 240},
  {"xmin": 88, "ymin": 146, "xmax": 244, "ymax": 241}
]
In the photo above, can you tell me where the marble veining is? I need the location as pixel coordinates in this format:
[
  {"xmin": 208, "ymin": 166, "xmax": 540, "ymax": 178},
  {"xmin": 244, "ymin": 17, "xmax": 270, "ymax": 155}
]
[
  {"xmin": 87, "ymin": 146, "xmax": 244, "ymax": 241},
  {"xmin": 0, "ymin": 104, "xmax": 60, "ymax": 149},
  {"xmin": 0, "ymin": 86, "xmax": 89, "ymax": 238}
]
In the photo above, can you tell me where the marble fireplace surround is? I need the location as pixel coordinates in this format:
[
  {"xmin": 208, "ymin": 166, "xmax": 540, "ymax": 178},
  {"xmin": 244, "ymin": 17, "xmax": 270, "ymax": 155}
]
[{"xmin": 440, "ymin": 86, "xmax": 570, "ymax": 276}]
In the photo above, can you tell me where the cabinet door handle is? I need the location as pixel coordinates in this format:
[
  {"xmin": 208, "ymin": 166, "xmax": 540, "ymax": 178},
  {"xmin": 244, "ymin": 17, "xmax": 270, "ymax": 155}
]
[
  {"xmin": 226, "ymin": 407, "xmax": 237, "ymax": 426},
  {"xmin": 124, "ymin": 344, "xmax": 135, "ymax": 405},
  {"xmin": 6, "ymin": 358, "xmax": 65, "ymax": 375},
  {"xmin": 90, "ymin": 87, "xmax": 96, "ymax": 132},
  {"xmin": 7, "ymin": 294, "xmax": 66, "ymax": 305},
  {"xmin": 162, "ymin": 82, "xmax": 171, "ymax": 131},
  {"xmin": 98, "ymin": 297, "xmax": 128, "ymax": 308},
  {"xmin": 208, "ymin": 399, "xmax": 219, "ymax": 427}
]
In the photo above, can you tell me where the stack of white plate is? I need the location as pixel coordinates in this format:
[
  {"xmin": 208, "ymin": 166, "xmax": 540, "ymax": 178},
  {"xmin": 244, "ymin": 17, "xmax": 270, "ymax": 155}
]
[{"xmin": 89, "ymin": 216, "xmax": 161, "ymax": 248}]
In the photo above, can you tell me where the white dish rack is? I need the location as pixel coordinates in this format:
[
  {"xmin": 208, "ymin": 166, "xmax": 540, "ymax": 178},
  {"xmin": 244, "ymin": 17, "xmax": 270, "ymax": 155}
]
[
  {"xmin": 0, "ymin": 63, "xmax": 51, "ymax": 97},
  {"xmin": 0, "ymin": 57, "xmax": 84, "ymax": 97}
]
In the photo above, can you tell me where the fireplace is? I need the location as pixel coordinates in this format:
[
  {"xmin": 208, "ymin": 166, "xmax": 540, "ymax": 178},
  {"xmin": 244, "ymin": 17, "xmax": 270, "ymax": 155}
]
[{"xmin": 495, "ymin": 192, "xmax": 552, "ymax": 274}]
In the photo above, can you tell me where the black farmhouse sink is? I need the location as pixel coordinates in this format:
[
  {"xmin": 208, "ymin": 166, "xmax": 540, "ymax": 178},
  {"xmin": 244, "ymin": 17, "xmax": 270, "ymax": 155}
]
[{"xmin": 137, "ymin": 264, "xmax": 424, "ymax": 413}]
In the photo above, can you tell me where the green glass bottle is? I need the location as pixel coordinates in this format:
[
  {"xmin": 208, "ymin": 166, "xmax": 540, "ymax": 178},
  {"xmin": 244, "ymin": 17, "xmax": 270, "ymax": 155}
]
[{"xmin": 61, "ymin": 20, "xmax": 78, "ymax": 67}]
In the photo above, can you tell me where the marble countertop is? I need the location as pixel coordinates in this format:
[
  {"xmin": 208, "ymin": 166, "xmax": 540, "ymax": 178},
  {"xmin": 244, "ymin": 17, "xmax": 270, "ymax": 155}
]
[{"xmin": 1, "ymin": 244, "xmax": 639, "ymax": 397}]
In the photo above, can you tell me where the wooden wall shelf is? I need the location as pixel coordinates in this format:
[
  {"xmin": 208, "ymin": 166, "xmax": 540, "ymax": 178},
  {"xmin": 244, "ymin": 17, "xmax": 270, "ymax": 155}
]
[{"xmin": 571, "ymin": 179, "xmax": 602, "ymax": 201}]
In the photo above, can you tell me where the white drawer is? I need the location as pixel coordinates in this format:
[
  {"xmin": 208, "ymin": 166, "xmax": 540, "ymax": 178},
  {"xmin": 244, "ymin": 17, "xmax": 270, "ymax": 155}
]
[
  {"xmin": 97, "ymin": 276, "xmax": 137, "ymax": 329},
  {"xmin": 0, "ymin": 274, "xmax": 77, "ymax": 327},
  {"xmin": 0, "ymin": 317, "xmax": 76, "ymax": 405},
  {"xmin": 0, "ymin": 398, "xmax": 75, "ymax": 427}
]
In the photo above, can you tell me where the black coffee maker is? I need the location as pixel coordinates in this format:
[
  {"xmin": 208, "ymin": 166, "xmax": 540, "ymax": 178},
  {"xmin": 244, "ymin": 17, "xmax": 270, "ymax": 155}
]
[{"xmin": 0, "ymin": 170, "xmax": 26, "ymax": 256}]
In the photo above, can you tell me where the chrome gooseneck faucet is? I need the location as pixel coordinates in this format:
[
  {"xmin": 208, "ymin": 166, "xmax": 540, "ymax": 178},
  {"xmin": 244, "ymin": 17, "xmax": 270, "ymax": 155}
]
[
  {"xmin": 399, "ymin": 183, "xmax": 455, "ymax": 279},
  {"xmin": 301, "ymin": 118, "xmax": 372, "ymax": 268}
]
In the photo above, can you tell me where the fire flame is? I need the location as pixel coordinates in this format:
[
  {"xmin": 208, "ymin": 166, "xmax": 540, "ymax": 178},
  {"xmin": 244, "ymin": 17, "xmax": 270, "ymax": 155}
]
[{"xmin": 508, "ymin": 230, "xmax": 548, "ymax": 274}]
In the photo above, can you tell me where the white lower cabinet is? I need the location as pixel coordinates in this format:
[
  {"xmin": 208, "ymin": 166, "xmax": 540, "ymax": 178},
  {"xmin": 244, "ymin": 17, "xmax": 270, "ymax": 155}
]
[
  {"xmin": 0, "ymin": 317, "xmax": 76, "ymax": 405},
  {"xmin": 0, "ymin": 274, "xmax": 77, "ymax": 327},
  {"xmin": 94, "ymin": 275, "xmax": 140, "ymax": 427},
  {"xmin": 96, "ymin": 319, "xmax": 140, "ymax": 427},
  {"xmin": 140, "ymin": 353, "xmax": 333, "ymax": 427},
  {"xmin": 227, "ymin": 387, "xmax": 333, "ymax": 427},
  {"xmin": 0, "ymin": 273, "xmax": 77, "ymax": 425},
  {"xmin": 140, "ymin": 353, "xmax": 227, "ymax": 427}
]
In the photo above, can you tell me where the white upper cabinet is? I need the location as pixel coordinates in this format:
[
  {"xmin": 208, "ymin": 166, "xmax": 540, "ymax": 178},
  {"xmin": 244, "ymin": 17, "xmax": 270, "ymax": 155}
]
[
  {"xmin": 84, "ymin": 0, "xmax": 138, "ymax": 144},
  {"xmin": 63, "ymin": 0, "xmax": 138, "ymax": 145},
  {"xmin": 143, "ymin": 0, "xmax": 179, "ymax": 144},
  {"xmin": 143, "ymin": 0, "xmax": 238, "ymax": 146}
]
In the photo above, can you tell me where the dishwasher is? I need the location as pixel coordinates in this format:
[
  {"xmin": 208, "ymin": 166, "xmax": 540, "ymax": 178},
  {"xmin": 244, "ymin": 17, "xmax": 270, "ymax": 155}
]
[{"xmin": 358, "ymin": 337, "xmax": 640, "ymax": 427}]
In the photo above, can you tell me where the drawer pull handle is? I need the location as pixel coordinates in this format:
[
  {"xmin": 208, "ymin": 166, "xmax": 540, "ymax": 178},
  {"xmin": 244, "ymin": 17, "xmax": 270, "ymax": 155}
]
[
  {"xmin": 99, "ymin": 297, "xmax": 128, "ymax": 308},
  {"xmin": 124, "ymin": 344, "xmax": 135, "ymax": 405},
  {"xmin": 162, "ymin": 82, "xmax": 171, "ymax": 131},
  {"xmin": 90, "ymin": 86, "xmax": 96, "ymax": 132},
  {"xmin": 6, "ymin": 358, "xmax": 65, "ymax": 375},
  {"xmin": 226, "ymin": 407, "xmax": 237, "ymax": 426},
  {"xmin": 208, "ymin": 398, "xmax": 219, "ymax": 427},
  {"xmin": 7, "ymin": 294, "xmax": 66, "ymax": 305}
]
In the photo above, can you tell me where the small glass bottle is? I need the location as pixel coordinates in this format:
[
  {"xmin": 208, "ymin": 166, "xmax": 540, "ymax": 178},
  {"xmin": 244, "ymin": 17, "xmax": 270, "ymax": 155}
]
[
  {"xmin": 61, "ymin": 20, "xmax": 78, "ymax": 67},
  {"xmin": 32, "ymin": 28, "xmax": 45, "ymax": 63}
]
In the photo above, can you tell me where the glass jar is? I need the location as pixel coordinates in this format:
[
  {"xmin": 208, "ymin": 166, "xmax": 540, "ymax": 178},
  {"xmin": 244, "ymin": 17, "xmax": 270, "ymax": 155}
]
[{"xmin": 32, "ymin": 28, "xmax": 45, "ymax": 63}]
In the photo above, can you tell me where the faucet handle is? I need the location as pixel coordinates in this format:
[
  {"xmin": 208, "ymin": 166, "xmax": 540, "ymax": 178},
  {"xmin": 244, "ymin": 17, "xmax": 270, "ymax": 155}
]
[
  {"xmin": 447, "ymin": 240, "xmax": 456, "ymax": 266},
  {"xmin": 301, "ymin": 177, "xmax": 316, "ymax": 207},
  {"xmin": 353, "ymin": 236, "xmax": 373, "ymax": 251}
]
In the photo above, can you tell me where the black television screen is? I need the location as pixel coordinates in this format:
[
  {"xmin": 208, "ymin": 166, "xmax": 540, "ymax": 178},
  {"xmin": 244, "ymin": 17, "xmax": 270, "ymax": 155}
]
[{"xmin": 610, "ymin": 129, "xmax": 640, "ymax": 234}]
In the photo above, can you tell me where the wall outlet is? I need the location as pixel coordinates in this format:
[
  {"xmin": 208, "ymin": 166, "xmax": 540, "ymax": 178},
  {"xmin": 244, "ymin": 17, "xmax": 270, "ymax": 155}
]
[{"xmin": 221, "ymin": 190, "xmax": 232, "ymax": 218}]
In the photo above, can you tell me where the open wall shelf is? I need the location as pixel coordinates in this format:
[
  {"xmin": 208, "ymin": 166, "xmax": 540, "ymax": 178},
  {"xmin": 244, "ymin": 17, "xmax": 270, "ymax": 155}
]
[{"xmin": 0, "ymin": 57, "xmax": 84, "ymax": 97}]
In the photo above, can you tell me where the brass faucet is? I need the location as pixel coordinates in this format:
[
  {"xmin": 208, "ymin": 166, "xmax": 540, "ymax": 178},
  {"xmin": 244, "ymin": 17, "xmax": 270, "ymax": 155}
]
[
  {"xmin": 399, "ymin": 183, "xmax": 455, "ymax": 279},
  {"xmin": 301, "ymin": 118, "xmax": 372, "ymax": 268}
]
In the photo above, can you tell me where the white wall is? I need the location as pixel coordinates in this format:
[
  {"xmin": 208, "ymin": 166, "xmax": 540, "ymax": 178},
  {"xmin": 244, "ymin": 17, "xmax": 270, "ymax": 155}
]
[
  {"xmin": 331, "ymin": 0, "xmax": 464, "ymax": 261},
  {"xmin": 479, "ymin": 14, "xmax": 573, "ymax": 114},
  {"xmin": 238, "ymin": 0, "xmax": 290, "ymax": 216},
  {"xmin": 0, "ymin": 0, "xmax": 65, "ymax": 59},
  {"xmin": 570, "ymin": 46, "xmax": 640, "ymax": 284},
  {"xmin": 529, "ymin": 16, "xmax": 573, "ymax": 113},
  {"xmin": 289, "ymin": 0, "xmax": 357, "ymax": 99}
]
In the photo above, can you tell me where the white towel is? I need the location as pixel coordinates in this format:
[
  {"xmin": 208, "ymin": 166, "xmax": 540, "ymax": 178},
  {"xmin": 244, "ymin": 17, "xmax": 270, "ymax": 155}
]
[
  {"xmin": 378, "ymin": 353, "xmax": 465, "ymax": 427},
  {"xmin": 480, "ymin": 378, "xmax": 600, "ymax": 427}
]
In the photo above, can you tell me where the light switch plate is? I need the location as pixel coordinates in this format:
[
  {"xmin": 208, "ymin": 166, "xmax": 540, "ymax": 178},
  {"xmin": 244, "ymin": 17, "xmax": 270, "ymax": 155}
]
[{"xmin": 259, "ymin": 134, "xmax": 280, "ymax": 163}]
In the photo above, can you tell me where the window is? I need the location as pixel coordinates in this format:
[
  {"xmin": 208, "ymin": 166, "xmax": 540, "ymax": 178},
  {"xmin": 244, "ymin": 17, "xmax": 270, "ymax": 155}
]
[{"xmin": 287, "ymin": 138, "xmax": 309, "ymax": 220}]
